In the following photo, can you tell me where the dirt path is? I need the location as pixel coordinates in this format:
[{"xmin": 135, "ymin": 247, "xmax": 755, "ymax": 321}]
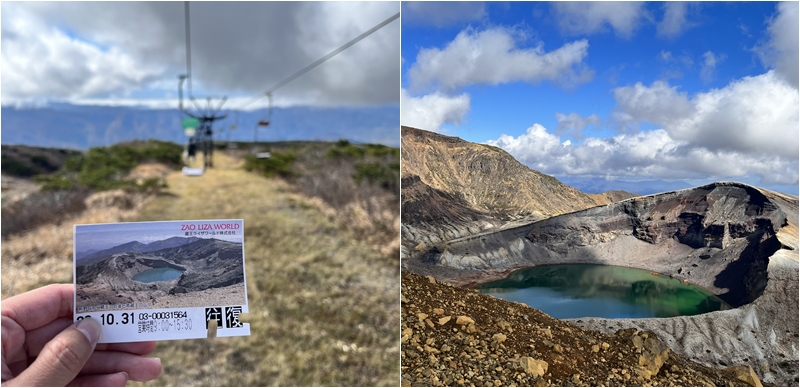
[
  {"xmin": 3, "ymin": 151, "xmax": 399, "ymax": 386},
  {"xmin": 131, "ymin": 151, "xmax": 400, "ymax": 386}
]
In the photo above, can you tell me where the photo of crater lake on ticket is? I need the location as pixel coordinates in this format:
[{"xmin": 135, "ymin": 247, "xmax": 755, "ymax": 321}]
[{"xmin": 74, "ymin": 220, "xmax": 247, "ymax": 313}]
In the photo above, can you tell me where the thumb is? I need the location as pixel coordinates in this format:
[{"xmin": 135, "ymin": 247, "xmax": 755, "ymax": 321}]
[{"xmin": 12, "ymin": 318, "xmax": 100, "ymax": 386}]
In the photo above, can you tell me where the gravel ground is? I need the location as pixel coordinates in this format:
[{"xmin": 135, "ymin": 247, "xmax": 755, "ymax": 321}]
[{"xmin": 401, "ymin": 271, "xmax": 760, "ymax": 387}]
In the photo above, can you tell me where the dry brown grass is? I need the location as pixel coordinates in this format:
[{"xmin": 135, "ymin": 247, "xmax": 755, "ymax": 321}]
[
  {"xmin": 1, "ymin": 148, "xmax": 400, "ymax": 386},
  {"xmin": 1, "ymin": 190, "xmax": 150, "ymax": 298},
  {"xmin": 124, "ymin": 162, "xmax": 173, "ymax": 185},
  {"xmin": 279, "ymin": 143, "xmax": 400, "ymax": 260},
  {"xmin": 1, "ymin": 189, "xmax": 89, "ymax": 238},
  {"xmin": 130, "ymin": 151, "xmax": 399, "ymax": 386}
]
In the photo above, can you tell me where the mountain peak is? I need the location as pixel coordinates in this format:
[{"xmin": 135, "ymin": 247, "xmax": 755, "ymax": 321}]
[{"xmin": 401, "ymin": 126, "xmax": 628, "ymax": 221}]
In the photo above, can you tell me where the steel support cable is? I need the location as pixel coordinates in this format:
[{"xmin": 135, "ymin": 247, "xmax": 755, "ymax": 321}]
[{"xmin": 236, "ymin": 11, "xmax": 399, "ymax": 111}]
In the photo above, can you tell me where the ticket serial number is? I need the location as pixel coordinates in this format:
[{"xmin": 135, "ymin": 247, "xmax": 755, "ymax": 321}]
[{"xmin": 76, "ymin": 311, "xmax": 188, "ymax": 325}]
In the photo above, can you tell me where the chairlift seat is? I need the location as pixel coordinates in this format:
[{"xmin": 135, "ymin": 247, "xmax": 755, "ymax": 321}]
[{"xmin": 182, "ymin": 166, "xmax": 205, "ymax": 176}]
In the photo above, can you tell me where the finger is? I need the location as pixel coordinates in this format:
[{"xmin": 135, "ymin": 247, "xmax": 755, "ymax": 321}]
[
  {"xmin": 67, "ymin": 372, "xmax": 128, "ymax": 387},
  {"xmin": 6, "ymin": 317, "xmax": 73, "ymax": 364},
  {"xmin": 1, "ymin": 284, "xmax": 74, "ymax": 331},
  {"xmin": 9, "ymin": 318, "xmax": 100, "ymax": 386},
  {"xmin": 19, "ymin": 316, "xmax": 157, "ymax": 360},
  {"xmin": 1, "ymin": 316, "xmax": 27, "ymax": 367},
  {"xmin": 80, "ymin": 352, "xmax": 162, "ymax": 382},
  {"xmin": 96, "ymin": 340, "xmax": 158, "ymax": 356}
]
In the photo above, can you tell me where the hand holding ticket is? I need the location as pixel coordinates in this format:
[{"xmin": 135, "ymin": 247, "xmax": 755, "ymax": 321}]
[
  {"xmin": 1, "ymin": 284, "xmax": 163, "ymax": 386},
  {"xmin": 73, "ymin": 219, "xmax": 250, "ymax": 343}
]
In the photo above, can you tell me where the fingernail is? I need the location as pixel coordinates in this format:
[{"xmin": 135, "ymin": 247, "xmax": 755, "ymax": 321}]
[
  {"xmin": 75, "ymin": 317, "xmax": 101, "ymax": 344},
  {"xmin": 116, "ymin": 372, "xmax": 129, "ymax": 387}
]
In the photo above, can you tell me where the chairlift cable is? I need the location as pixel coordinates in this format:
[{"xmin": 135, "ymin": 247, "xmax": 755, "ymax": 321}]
[{"xmin": 237, "ymin": 11, "xmax": 399, "ymax": 111}]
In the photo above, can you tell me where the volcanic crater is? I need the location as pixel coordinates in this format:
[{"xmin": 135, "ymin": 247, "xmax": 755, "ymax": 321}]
[
  {"xmin": 401, "ymin": 126, "xmax": 798, "ymax": 386},
  {"xmin": 76, "ymin": 238, "xmax": 245, "ymax": 310},
  {"xmin": 404, "ymin": 182, "xmax": 798, "ymax": 386}
]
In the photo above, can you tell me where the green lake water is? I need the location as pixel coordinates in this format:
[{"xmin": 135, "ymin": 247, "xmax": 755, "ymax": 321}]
[
  {"xmin": 479, "ymin": 264, "xmax": 731, "ymax": 319},
  {"xmin": 132, "ymin": 267, "xmax": 183, "ymax": 283}
]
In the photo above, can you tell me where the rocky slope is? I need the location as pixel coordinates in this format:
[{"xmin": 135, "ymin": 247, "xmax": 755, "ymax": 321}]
[
  {"xmin": 402, "ymin": 271, "xmax": 758, "ymax": 387},
  {"xmin": 404, "ymin": 182, "xmax": 798, "ymax": 386},
  {"xmin": 401, "ymin": 126, "xmax": 633, "ymax": 221},
  {"xmin": 76, "ymin": 238, "xmax": 244, "ymax": 309},
  {"xmin": 401, "ymin": 126, "xmax": 635, "ymax": 275}
]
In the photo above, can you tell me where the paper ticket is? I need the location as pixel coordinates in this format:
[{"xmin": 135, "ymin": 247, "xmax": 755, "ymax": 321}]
[{"xmin": 73, "ymin": 219, "xmax": 250, "ymax": 343}]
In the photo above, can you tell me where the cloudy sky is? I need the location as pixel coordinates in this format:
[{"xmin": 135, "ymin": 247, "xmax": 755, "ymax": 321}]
[
  {"xmin": 401, "ymin": 2, "xmax": 798, "ymax": 194},
  {"xmin": 2, "ymin": 1, "xmax": 400, "ymax": 110}
]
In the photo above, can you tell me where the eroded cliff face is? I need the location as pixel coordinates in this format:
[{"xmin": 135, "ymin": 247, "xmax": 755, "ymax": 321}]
[
  {"xmin": 401, "ymin": 126, "xmax": 634, "ymax": 220},
  {"xmin": 400, "ymin": 126, "xmax": 635, "ymax": 280},
  {"xmin": 404, "ymin": 182, "xmax": 799, "ymax": 386}
]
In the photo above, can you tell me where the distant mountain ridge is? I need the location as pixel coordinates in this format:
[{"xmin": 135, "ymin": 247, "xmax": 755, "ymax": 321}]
[
  {"xmin": 77, "ymin": 236, "xmax": 202, "ymax": 266},
  {"xmin": 1, "ymin": 103, "xmax": 400, "ymax": 149},
  {"xmin": 556, "ymin": 175, "xmax": 694, "ymax": 196}
]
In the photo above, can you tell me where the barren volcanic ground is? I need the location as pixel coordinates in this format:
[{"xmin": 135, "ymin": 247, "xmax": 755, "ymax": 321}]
[
  {"xmin": 402, "ymin": 271, "xmax": 756, "ymax": 387},
  {"xmin": 402, "ymin": 182, "xmax": 798, "ymax": 386}
]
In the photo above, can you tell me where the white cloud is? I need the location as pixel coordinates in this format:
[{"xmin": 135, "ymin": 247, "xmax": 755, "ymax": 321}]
[
  {"xmin": 699, "ymin": 51, "xmax": 724, "ymax": 83},
  {"xmin": 656, "ymin": 50, "xmax": 695, "ymax": 80},
  {"xmin": 757, "ymin": 1, "xmax": 799, "ymax": 88},
  {"xmin": 551, "ymin": 2, "xmax": 649, "ymax": 38},
  {"xmin": 487, "ymin": 124, "xmax": 565, "ymax": 167},
  {"xmin": 554, "ymin": 112, "xmax": 601, "ymax": 139},
  {"xmin": 657, "ymin": 2, "xmax": 697, "ymax": 38},
  {"xmin": 488, "ymin": 68, "xmax": 799, "ymax": 186},
  {"xmin": 401, "ymin": 2, "xmax": 486, "ymax": 27},
  {"xmin": 486, "ymin": 125, "xmax": 798, "ymax": 185},
  {"xmin": 0, "ymin": 2, "xmax": 400, "ymax": 107},
  {"xmin": 613, "ymin": 71, "xmax": 798, "ymax": 159},
  {"xmin": 612, "ymin": 81, "xmax": 695, "ymax": 129},
  {"xmin": 400, "ymin": 89, "xmax": 470, "ymax": 132},
  {"xmin": 1, "ymin": 4, "xmax": 164, "ymax": 103},
  {"xmin": 407, "ymin": 26, "xmax": 592, "ymax": 92}
]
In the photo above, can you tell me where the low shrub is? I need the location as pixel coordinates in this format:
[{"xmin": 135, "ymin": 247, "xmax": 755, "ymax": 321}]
[
  {"xmin": 326, "ymin": 140, "xmax": 400, "ymax": 159},
  {"xmin": 354, "ymin": 162, "xmax": 400, "ymax": 193},
  {"xmin": 39, "ymin": 140, "xmax": 182, "ymax": 192},
  {"xmin": 1, "ymin": 156, "xmax": 39, "ymax": 177},
  {"xmin": 1, "ymin": 189, "xmax": 90, "ymax": 238},
  {"xmin": 243, "ymin": 150, "xmax": 297, "ymax": 178}
]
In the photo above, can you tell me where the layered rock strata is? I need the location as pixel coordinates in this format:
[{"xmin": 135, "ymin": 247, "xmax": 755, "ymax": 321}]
[{"xmin": 403, "ymin": 182, "xmax": 798, "ymax": 386}]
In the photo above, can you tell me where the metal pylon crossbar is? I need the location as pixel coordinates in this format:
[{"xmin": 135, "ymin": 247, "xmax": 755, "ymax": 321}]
[{"xmin": 178, "ymin": 75, "xmax": 226, "ymax": 169}]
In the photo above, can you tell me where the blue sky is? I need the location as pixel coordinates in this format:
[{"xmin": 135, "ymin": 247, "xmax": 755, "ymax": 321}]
[
  {"xmin": 401, "ymin": 2, "xmax": 799, "ymax": 194},
  {"xmin": 75, "ymin": 220, "xmax": 243, "ymax": 253}
]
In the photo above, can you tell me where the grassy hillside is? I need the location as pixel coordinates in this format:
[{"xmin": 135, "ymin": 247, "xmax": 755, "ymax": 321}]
[
  {"xmin": 2, "ymin": 141, "xmax": 181, "ymax": 239},
  {"xmin": 1, "ymin": 144, "xmax": 82, "ymax": 177},
  {"xmin": 1, "ymin": 143, "xmax": 400, "ymax": 386}
]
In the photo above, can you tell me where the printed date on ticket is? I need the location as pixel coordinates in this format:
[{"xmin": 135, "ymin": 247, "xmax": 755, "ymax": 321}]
[{"xmin": 73, "ymin": 219, "xmax": 250, "ymax": 343}]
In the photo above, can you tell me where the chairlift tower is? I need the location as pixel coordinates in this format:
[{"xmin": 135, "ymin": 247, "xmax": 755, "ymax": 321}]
[
  {"xmin": 177, "ymin": 1, "xmax": 226, "ymax": 171},
  {"xmin": 178, "ymin": 76, "xmax": 227, "ymax": 169}
]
